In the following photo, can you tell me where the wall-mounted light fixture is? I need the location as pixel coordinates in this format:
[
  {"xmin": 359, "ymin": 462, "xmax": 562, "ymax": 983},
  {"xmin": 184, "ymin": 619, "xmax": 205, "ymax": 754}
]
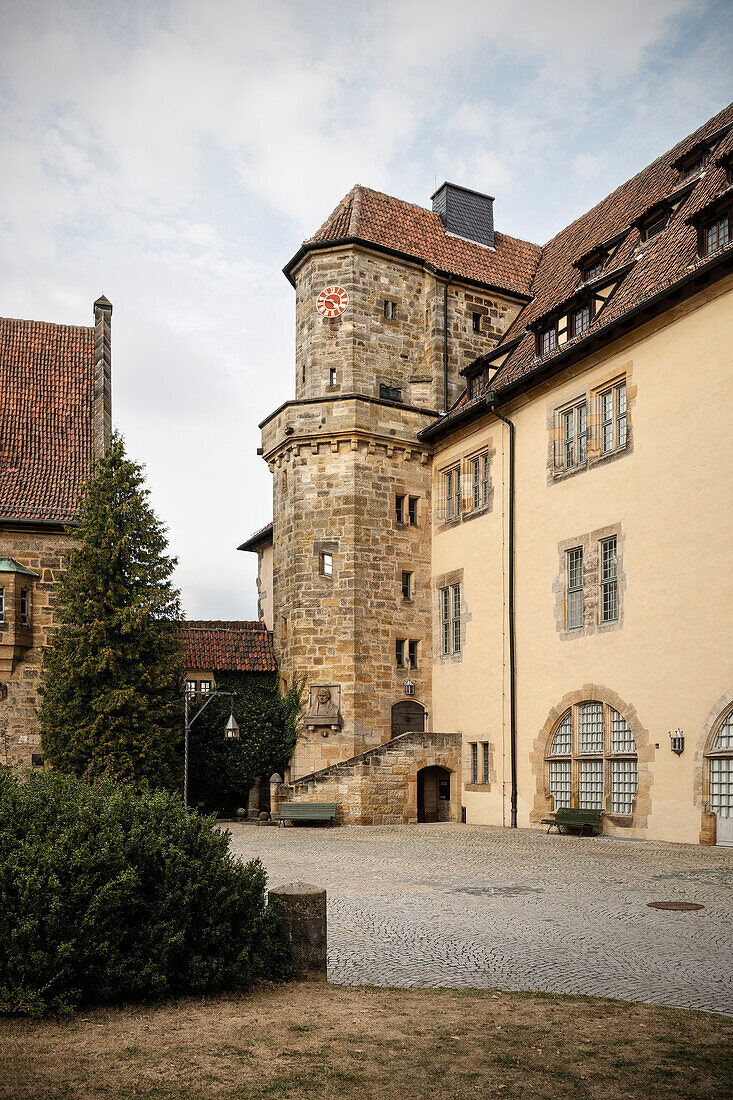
[
  {"xmin": 669, "ymin": 729, "xmax": 684, "ymax": 756},
  {"xmin": 404, "ymin": 679, "xmax": 415, "ymax": 696}
]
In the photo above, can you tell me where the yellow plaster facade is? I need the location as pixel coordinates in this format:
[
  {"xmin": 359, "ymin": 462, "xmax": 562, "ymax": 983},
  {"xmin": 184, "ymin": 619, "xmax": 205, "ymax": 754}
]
[{"xmin": 431, "ymin": 276, "xmax": 733, "ymax": 844}]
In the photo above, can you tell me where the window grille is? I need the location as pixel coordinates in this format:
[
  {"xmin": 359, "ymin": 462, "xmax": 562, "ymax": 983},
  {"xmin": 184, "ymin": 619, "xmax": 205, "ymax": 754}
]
[
  {"xmin": 396, "ymin": 639, "xmax": 405, "ymax": 668},
  {"xmin": 472, "ymin": 457, "xmax": 480, "ymax": 510},
  {"xmin": 610, "ymin": 708, "xmax": 636, "ymax": 753},
  {"xmin": 401, "ymin": 572, "xmax": 412, "ymax": 600},
  {"xmin": 541, "ymin": 326, "xmax": 557, "ymax": 356},
  {"xmin": 408, "ymin": 640, "xmax": 418, "ymax": 670},
  {"xmin": 704, "ymin": 212, "xmax": 730, "ymax": 256},
  {"xmin": 713, "ymin": 711, "xmax": 733, "ymax": 750},
  {"xmin": 579, "ymin": 702, "xmax": 604, "ymax": 753},
  {"xmin": 451, "ymin": 584, "xmax": 461, "ymax": 654},
  {"xmin": 549, "ymin": 760, "xmax": 572, "ymax": 809},
  {"xmin": 572, "ymin": 304, "xmax": 591, "ymax": 336},
  {"xmin": 482, "ymin": 742, "xmax": 490, "ymax": 784},
  {"xmin": 567, "ymin": 547, "xmax": 583, "ymax": 630},
  {"xmin": 601, "ymin": 537, "xmax": 618, "ymax": 623},
  {"xmin": 482, "ymin": 454, "xmax": 490, "ymax": 507},
  {"xmin": 579, "ymin": 759, "xmax": 603, "ymax": 809},
  {"xmin": 471, "ymin": 743, "xmax": 478, "ymax": 784},
  {"xmin": 408, "ymin": 496, "xmax": 418, "ymax": 525},
  {"xmin": 611, "ymin": 759, "xmax": 638, "ymax": 815},
  {"xmin": 395, "ymin": 495, "xmax": 405, "ymax": 524},
  {"xmin": 551, "ymin": 713, "xmax": 572, "ymax": 755},
  {"xmin": 710, "ymin": 757, "xmax": 733, "ymax": 817},
  {"xmin": 441, "ymin": 588, "xmax": 450, "ymax": 656}
]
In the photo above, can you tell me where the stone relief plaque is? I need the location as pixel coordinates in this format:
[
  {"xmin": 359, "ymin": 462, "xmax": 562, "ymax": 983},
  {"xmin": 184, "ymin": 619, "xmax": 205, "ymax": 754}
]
[{"xmin": 306, "ymin": 684, "xmax": 342, "ymax": 734}]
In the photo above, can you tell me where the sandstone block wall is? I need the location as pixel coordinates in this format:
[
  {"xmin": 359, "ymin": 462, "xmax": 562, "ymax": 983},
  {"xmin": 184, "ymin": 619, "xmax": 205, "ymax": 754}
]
[
  {"xmin": 285, "ymin": 730, "xmax": 462, "ymax": 825},
  {"xmin": 0, "ymin": 526, "xmax": 74, "ymax": 769}
]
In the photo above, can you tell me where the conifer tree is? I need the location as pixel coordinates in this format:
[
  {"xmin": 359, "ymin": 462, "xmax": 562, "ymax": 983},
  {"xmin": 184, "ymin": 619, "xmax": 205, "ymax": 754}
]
[{"xmin": 40, "ymin": 432, "xmax": 183, "ymax": 790}]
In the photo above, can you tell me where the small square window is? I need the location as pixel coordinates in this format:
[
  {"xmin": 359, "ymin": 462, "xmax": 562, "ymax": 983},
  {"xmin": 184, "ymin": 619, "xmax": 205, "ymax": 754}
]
[
  {"xmin": 320, "ymin": 552, "xmax": 333, "ymax": 577},
  {"xmin": 396, "ymin": 639, "xmax": 405, "ymax": 668},
  {"xmin": 583, "ymin": 258, "xmax": 604, "ymax": 282},
  {"xmin": 472, "ymin": 312, "xmax": 481, "ymax": 333},
  {"xmin": 328, "ymin": 368, "xmax": 337, "ymax": 386},
  {"xmin": 408, "ymin": 496, "xmax": 418, "ymax": 525},
  {"xmin": 383, "ymin": 299, "xmax": 397, "ymax": 320},
  {"xmin": 401, "ymin": 571, "xmax": 412, "ymax": 600},
  {"xmin": 395, "ymin": 495, "xmax": 405, "ymax": 524},
  {"xmin": 185, "ymin": 681, "xmax": 197, "ymax": 698},
  {"xmin": 408, "ymin": 640, "xmax": 418, "ymax": 669},
  {"xmin": 541, "ymin": 326, "xmax": 558, "ymax": 356},
  {"xmin": 199, "ymin": 681, "xmax": 211, "ymax": 696}
]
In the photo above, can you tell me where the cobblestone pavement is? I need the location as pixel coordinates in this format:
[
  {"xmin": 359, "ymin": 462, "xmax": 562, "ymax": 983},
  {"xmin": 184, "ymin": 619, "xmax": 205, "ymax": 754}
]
[{"xmin": 226, "ymin": 823, "xmax": 733, "ymax": 1015}]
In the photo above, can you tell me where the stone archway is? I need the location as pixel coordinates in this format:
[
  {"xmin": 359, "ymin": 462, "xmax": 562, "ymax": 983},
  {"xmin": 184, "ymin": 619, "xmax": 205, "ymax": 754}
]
[
  {"xmin": 391, "ymin": 700, "xmax": 425, "ymax": 739},
  {"xmin": 417, "ymin": 765, "xmax": 451, "ymax": 823}
]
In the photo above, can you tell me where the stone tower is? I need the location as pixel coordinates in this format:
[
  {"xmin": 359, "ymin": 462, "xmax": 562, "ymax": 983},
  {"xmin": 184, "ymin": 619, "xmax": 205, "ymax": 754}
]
[{"xmin": 259, "ymin": 184, "xmax": 535, "ymax": 780}]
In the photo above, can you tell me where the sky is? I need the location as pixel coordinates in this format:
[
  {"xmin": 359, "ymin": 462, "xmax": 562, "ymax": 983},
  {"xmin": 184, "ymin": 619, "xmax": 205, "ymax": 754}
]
[{"xmin": 1, "ymin": 0, "xmax": 731, "ymax": 619}]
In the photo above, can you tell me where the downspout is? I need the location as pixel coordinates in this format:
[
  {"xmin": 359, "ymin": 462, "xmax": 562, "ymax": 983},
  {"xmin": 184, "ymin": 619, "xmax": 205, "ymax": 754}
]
[
  {"xmin": 486, "ymin": 394, "xmax": 517, "ymax": 828},
  {"xmin": 443, "ymin": 276, "xmax": 453, "ymax": 412}
]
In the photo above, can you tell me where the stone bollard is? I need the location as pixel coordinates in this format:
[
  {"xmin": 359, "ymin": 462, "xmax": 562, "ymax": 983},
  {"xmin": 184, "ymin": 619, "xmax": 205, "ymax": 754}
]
[
  {"xmin": 269, "ymin": 772, "xmax": 284, "ymax": 819},
  {"xmin": 247, "ymin": 777, "xmax": 261, "ymax": 821},
  {"xmin": 268, "ymin": 882, "xmax": 327, "ymax": 980}
]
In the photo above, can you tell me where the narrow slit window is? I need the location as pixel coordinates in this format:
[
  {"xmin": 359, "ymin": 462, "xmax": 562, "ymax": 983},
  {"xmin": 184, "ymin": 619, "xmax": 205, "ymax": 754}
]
[
  {"xmin": 472, "ymin": 312, "xmax": 481, "ymax": 333},
  {"xmin": 0, "ymin": 587, "xmax": 4, "ymax": 621},
  {"xmin": 395, "ymin": 495, "xmax": 405, "ymax": 524},
  {"xmin": 567, "ymin": 547, "xmax": 583, "ymax": 630},
  {"xmin": 19, "ymin": 588, "xmax": 29, "ymax": 627},
  {"xmin": 328, "ymin": 368, "xmax": 337, "ymax": 386},
  {"xmin": 601, "ymin": 536, "xmax": 618, "ymax": 623},
  {"xmin": 482, "ymin": 742, "xmax": 490, "ymax": 784},
  {"xmin": 408, "ymin": 496, "xmax": 418, "ymax": 525},
  {"xmin": 408, "ymin": 640, "xmax": 418, "ymax": 669},
  {"xmin": 396, "ymin": 639, "xmax": 405, "ymax": 668},
  {"xmin": 320, "ymin": 552, "xmax": 333, "ymax": 577},
  {"xmin": 401, "ymin": 571, "xmax": 412, "ymax": 600},
  {"xmin": 451, "ymin": 584, "xmax": 461, "ymax": 654},
  {"xmin": 441, "ymin": 587, "xmax": 450, "ymax": 656},
  {"xmin": 471, "ymin": 743, "xmax": 478, "ymax": 784}
]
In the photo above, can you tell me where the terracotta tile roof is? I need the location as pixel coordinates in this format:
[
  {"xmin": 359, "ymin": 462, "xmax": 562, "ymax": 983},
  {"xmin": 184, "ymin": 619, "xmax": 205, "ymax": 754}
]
[
  {"xmin": 180, "ymin": 620, "xmax": 276, "ymax": 673},
  {"xmin": 0, "ymin": 317, "xmax": 95, "ymax": 522},
  {"xmin": 422, "ymin": 101, "xmax": 733, "ymax": 437},
  {"xmin": 488, "ymin": 101, "xmax": 733, "ymax": 391},
  {"xmin": 294, "ymin": 185, "xmax": 541, "ymax": 297}
]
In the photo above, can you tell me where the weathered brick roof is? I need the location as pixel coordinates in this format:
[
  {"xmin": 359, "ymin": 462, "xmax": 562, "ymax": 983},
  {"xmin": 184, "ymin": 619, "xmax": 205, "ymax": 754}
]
[
  {"xmin": 291, "ymin": 185, "xmax": 541, "ymax": 297},
  {"xmin": 0, "ymin": 317, "xmax": 95, "ymax": 522},
  {"xmin": 421, "ymin": 101, "xmax": 733, "ymax": 437},
  {"xmin": 180, "ymin": 620, "xmax": 276, "ymax": 673}
]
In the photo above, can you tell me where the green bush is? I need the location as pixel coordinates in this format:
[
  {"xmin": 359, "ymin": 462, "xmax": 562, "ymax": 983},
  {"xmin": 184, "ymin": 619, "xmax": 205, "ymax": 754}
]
[{"xmin": 0, "ymin": 770, "xmax": 293, "ymax": 1016}]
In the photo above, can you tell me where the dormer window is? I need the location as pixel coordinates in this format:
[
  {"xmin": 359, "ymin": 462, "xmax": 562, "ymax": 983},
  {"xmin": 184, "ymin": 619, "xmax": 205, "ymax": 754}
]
[
  {"xmin": 703, "ymin": 210, "xmax": 730, "ymax": 256},
  {"xmin": 541, "ymin": 325, "xmax": 558, "ymax": 357},
  {"xmin": 570, "ymin": 303, "xmax": 592, "ymax": 338},
  {"xmin": 679, "ymin": 154, "xmax": 705, "ymax": 181},
  {"xmin": 641, "ymin": 209, "xmax": 668, "ymax": 241},
  {"xmin": 583, "ymin": 258, "xmax": 604, "ymax": 282}
]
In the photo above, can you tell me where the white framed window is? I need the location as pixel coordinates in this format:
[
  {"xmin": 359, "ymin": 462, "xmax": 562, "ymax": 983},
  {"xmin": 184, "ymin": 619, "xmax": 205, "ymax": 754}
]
[
  {"xmin": 600, "ymin": 536, "xmax": 618, "ymax": 623},
  {"xmin": 546, "ymin": 702, "xmax": 638, "ymax": 818},
  {"xmin": 320, "ymin": 552, "xmax": 333, "ymax": 577},
  {"xmin": 470, "ymin": 453, "xmax": 490, "ymax": 511},
  {"xmin": 541, "ymin": 325, "xmax": 557, "ymax": 356},
  {"xmin": 185, "ymin": 680, "xmax": 197, "ymax": 698},
  {"xmin": 199, "ymin": 680, "xmax": 211, "ymax": 696},
  {"xmin": 599, "ymin": 381, "xmax": 627, "ymax": 454},
  {"xmin": 440, "ymin": 584, "xmax": 461, "ymax": 656},
  {"xmin": 566, "ymin": 547, "xmax": 583, "ymax": 630},
  {"xmin": 444, "ymin": 466, "xmax": 460, "ymax": 522},
  {"xmin": 328, "ymin": 368, "xmax": 337, "ymax": 386},
  {"xmin": 562, "ymin": 403, "xmax": 587, "ymax": 470},
  {"xmin": 707, "ymin": 708, "xmax": 733, "ymax": 819}
]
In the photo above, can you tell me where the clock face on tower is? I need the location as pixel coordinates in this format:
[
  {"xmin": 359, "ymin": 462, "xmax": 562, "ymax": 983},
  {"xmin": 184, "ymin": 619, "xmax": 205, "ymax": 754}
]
[{"xmin": 316, "ymin": 285, "xmax": 349, "ymax": 318}]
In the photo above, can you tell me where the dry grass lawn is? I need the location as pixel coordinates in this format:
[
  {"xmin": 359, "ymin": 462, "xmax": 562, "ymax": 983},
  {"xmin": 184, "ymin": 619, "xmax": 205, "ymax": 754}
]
[{"xmin": 1, "ymin": 982, "xmax": 731, "ymax": 1100}]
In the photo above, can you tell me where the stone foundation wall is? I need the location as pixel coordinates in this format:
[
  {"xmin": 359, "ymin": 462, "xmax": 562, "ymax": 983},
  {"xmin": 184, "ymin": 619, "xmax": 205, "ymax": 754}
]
[
  {"xmin": 284, "ymin": 730, "xmax": 461, "ymax": 825},
  {"xmin": 0, "ymin": 525, "xmax": 74, "ymax": 769}
]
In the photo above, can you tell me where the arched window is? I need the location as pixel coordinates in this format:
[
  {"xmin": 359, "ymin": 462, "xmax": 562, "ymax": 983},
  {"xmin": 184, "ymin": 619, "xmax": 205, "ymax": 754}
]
[
  {"xmin": 707, "ymin": 707, "xmax": 733, "ymax": 819},
  {"xmin": 547, "ymin": 702, "xmax": 638, "ymax": 817}
]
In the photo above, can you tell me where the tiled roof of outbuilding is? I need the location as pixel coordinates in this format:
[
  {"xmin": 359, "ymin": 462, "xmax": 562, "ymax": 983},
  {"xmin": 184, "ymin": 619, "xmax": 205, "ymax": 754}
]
[
  {"xmin": 291, "ymin": 185, "xmax": 541, "ymax": 297},
  {"xmin": 0, "ymin": 317, "xmax": 95, "ymax": 522},
  {"xmin": 421, "ymin": 100, "xmax": 733, "ymax": 438},
  {"xmin": 180, "ymin": 620, "xmax": 276, "ymax": 673}
]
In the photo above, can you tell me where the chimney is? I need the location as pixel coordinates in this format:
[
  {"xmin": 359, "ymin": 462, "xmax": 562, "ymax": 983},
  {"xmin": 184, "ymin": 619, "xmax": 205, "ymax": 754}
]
[
  {"xmin": 431, "ymin": 183, "xmax": 494, "ymax": 248},
  {"xmin": 93, "ymin": 296, "xmax": 112, "ymax": 457}
]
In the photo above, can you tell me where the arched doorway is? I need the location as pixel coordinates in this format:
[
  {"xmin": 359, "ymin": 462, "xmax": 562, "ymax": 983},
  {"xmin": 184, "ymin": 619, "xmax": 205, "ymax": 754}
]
[
  {"xmin": 417, "ymin": 765, "xmax": 451, "ymax": 823},
  {"xmin": 391, "ymin": 700, "xmax": 425, "ymax": 739}
]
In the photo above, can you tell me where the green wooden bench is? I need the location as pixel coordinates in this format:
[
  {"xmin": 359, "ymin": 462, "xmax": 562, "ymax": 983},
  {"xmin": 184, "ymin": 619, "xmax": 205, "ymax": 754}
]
[
  {"xmin": 274, "ymin": 803, "xmax": 337, "ymax": 827},
  {"xmin": 541, "ymin": 808, "xmax": 603, "ymax": 835}
]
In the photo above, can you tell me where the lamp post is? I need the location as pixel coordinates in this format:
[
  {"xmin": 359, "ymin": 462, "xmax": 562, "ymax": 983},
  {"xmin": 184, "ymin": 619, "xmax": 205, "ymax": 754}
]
[{"xmin": 183, "ymin": 690, "xmax": 239, "ymax": 808}]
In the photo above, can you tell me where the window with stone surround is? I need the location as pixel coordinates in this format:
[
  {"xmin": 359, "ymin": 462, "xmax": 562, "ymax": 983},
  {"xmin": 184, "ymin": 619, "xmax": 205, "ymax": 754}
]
[
  {"xmin": 396, "ymin": 639, "xmax": 405, "ymax": 668},
  {"xmin": 472, "ymin": 311, "xmax": 481, "ymax": 333},
  {"xmin": 20, "ymin": 588, "xmax": 30, "ymax": 627},
  {"xmin": 600, "ymin": 537, "xmax": 618, "ymax": 623},
  {"xmin": 328, "ymin": 368, "xmax": 336, "ymax": 386},
  {"xmin": 395, "ymin": 495, "xmax": 405, "ymax": 524},
  {"xmin": 555, "ymin": 525, "xmax": 623, "ymax": 638},
  {"xmin": 199, "ymin": 681, "xmax": 211, "ymax": 696},
  {"xmin": 599, "ymin": 380, "xmax": 627, "ymax": 455},
  {"xmin": 408, "ymin": 640, "xmax": 418, "ymax": 669},
  {"xmin": 470, "ymin": 453, "xmax": 490, "ymax": 512},
  {"xmin": 470, "ymin": 742, "xmax": 478, "ymax": 784},
  {"xmin": 440, "ymin": 583, "xmax": 461, "ymax": 656},
  {"xmin": 401, "ymin": 571, "xmax": 413, "ymax": 600},
  {"xmin": 482, "ymin": 741, "xmax": 490, "ymax": 783},
  {"xmin": 561, "ymin": 401, "xmax": 587, "ymax": 470},
  {"xmin": 547, "ymin": 702, "xmax": 638, "ymax": 817},
  {"xmin": 185, "ymin": 680, "xmax": 197, "ymax": 698},
  {"xmin": 383, "ymin": 299, "xmax": 397, "ymax": 320},
  {"xmin": 551, "ymin": 374, "xmax": 630, "ymax": 482},
  {"xmin": 443, "ymin": 466, "xmax": 461, "ymax": 523},
  {"xmin": 408, "ymin": 496, "xmax": 418, "ymax": 525},
  {"xmin": 566, "ymin": 547, "xmax": 583, "ymax": 630},
  {"xmin": 320, "ymin": 552, "xmax": 333, "ymax": 577}
]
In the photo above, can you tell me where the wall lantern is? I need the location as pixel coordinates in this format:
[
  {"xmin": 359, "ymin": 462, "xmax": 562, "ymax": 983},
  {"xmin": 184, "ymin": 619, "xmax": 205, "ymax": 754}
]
[
  {"xmin": 404, "ymin": 679, "xmax": 415, "ymax": 696},
  {"xmin": 669, "ymin": 729, "xmax": 684, "ymax": 756},
  {"xmin": 224, "ymin": 712, "xmax": 241, "ymax": 741}
]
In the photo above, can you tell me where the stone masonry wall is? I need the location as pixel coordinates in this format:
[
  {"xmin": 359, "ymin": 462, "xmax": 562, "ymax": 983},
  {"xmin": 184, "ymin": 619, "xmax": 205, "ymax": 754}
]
[
  {"xmin": 0, "ymin": 525, "xmax": 74, "ymax": 769},
  {"xmin": 284, "ymin": 730, "xmax": 462, "ymax": 825}
]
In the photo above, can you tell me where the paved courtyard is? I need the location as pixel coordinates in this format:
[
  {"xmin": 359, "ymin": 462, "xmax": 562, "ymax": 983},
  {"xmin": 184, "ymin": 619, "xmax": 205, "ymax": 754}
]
[{"xmin": 227, "ymin": 822, "xmax": 733, "ymax": 1015}]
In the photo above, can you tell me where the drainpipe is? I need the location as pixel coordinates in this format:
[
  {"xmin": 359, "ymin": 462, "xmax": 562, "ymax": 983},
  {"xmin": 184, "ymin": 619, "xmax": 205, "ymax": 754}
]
[
  {"xmin": 486, "ymin": 394, "xmax": 517, "ymax": 828},
  {"xmin": 443, "ymin": 276, "xmax": 453, "ymax": 412}
]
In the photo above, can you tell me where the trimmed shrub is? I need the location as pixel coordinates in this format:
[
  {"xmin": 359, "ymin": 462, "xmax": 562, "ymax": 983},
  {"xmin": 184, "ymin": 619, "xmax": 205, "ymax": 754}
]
[{"xmin": 0, "ymin": 770, "xmax": 292, "ymax": 1016}]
